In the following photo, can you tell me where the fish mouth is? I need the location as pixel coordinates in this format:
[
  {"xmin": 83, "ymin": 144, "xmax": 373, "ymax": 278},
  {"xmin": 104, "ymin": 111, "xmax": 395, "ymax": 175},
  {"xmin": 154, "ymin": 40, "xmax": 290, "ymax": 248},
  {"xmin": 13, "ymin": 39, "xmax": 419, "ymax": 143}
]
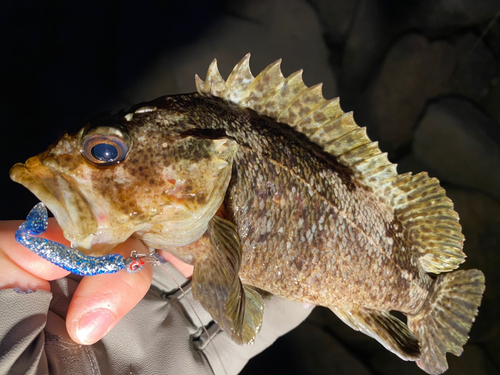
[{"xmin": 10, "ymin": 155, "xmax": 98, "ymax": 253}]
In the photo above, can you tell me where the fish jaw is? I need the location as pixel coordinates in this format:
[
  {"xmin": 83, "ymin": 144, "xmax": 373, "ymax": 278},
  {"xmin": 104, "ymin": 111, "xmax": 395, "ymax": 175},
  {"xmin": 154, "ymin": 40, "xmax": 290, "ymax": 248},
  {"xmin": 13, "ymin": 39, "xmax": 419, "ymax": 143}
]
[
  {"xmin": 10, "ymin": 155, "xmax": 98, "ymax": 251},
  {"xmin": 10, "ymin": 153, "xmax": 159, "ymax": 255}
]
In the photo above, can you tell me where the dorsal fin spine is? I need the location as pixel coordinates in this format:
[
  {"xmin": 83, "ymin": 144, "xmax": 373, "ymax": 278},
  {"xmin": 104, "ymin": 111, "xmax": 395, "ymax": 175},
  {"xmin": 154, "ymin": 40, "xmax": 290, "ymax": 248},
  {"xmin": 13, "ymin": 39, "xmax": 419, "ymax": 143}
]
[
  {"xmin": 277, "ymin": 83, "xmax": 325, "ymax": 126},
  {"xmin": 351, "ymin": 153, "xmax": 391, "ymax": 175},
  {"xmin": 194, "ymin": 74, "xmax": 205, "ymax": 93},
  {"xmin": 223, "ymin": 53, "xmax": 254, "ymax": 102},
  {"xmin": 204, "ymin": 59, "xmax": 225, "ymax": 96},
  {"xmin": 317, "ymin": 113, "xmax": 360, "ymax": 147},
  {"xmin": 240, "ymin": 59, "xmax": 284, "ymax": 110},
  {"xmin": 339, "ymin": 142, "xmax": 382, "ymax": 165},
  {"xmin": 295, "ymin": 98, "xmax": 344, "ymax": 134},
  {"xmin": 259, "ymin": 70, "xmax": 307, "ymax": 119},
  {"xmin": 364, "ymin": 165, "xmax": 398, "ymax": 182}
]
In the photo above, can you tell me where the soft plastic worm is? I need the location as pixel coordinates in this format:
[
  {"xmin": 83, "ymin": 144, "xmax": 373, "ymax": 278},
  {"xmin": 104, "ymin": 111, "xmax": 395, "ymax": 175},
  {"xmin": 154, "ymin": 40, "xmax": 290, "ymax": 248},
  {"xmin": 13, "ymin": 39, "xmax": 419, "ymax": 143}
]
[{"xmin": 15, "ymin": 203, "xmax": 147, "ymax": 276}]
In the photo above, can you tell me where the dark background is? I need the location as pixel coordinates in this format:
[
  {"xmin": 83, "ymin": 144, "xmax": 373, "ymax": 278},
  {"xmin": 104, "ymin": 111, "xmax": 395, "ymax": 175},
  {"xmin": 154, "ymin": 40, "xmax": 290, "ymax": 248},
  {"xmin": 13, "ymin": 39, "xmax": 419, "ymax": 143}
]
[{"xmin": 1, "ymin": 1, "xmax": 499, "ymax": 374}]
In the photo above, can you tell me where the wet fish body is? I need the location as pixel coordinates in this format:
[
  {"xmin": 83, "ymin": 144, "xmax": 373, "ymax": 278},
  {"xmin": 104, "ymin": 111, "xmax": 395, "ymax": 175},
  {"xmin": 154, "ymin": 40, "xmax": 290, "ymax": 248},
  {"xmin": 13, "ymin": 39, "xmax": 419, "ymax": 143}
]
[{"xmin": 10, "ymin": 55, "xmax": 485, "ymax": 374}]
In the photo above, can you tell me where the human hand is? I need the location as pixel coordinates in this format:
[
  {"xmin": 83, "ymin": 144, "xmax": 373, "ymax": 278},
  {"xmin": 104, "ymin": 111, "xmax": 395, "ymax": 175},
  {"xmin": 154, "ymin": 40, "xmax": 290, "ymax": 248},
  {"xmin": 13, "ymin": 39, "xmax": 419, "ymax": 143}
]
[
  {"xmin": 0, "ymin": 219, "xmax": 156, "ymax": 345},
  {"xmin": 0, "ymin": 218, "xmax": 314, "ymax": 374}
]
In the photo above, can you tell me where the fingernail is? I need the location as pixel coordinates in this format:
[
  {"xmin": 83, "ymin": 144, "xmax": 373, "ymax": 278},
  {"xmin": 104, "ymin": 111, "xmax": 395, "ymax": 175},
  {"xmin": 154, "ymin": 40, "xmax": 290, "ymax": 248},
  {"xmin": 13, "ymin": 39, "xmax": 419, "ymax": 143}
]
[{"xmin": 76, "ymin": 310, "xmax": 115, "ymax": 345}]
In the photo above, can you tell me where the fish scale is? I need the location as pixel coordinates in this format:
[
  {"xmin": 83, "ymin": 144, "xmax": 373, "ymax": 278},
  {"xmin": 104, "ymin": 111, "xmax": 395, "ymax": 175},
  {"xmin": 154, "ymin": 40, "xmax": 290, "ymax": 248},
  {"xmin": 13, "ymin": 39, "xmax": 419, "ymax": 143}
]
[{"xmin": 206, "ymin": 120, "xmax": 424, "ymax": 312}]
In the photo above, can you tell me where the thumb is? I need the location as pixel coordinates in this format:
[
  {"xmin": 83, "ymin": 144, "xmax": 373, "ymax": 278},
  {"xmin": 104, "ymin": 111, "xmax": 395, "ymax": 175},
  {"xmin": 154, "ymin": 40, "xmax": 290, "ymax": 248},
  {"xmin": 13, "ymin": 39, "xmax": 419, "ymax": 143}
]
[{"xmin": 66, "ymin": 238, "xmax": 153, "ymax": 345}]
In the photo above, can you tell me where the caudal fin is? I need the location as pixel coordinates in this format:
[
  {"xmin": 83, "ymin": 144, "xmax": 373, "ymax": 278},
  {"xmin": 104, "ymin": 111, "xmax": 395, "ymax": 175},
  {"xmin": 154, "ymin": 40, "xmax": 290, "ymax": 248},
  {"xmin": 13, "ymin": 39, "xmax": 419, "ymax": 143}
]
[{"xmin": 408, "ymin": 269, "xmax": 485, "ymax": 374}]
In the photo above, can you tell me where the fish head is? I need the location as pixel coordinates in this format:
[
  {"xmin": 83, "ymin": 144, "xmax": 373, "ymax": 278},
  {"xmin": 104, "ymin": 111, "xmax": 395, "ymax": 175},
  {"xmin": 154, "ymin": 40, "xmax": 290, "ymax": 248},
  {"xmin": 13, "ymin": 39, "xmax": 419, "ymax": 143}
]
[{"xmin": 10, "ymin": 100, "xmax": 237, "ymax": 255}]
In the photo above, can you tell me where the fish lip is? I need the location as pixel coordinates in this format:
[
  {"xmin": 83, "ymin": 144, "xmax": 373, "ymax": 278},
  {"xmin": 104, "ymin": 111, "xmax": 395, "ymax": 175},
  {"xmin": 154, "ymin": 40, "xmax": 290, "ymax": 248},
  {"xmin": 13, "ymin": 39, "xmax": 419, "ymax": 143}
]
[{"xmin": 10, "ymin": 155, "xmax": 98, "ymax": 251}]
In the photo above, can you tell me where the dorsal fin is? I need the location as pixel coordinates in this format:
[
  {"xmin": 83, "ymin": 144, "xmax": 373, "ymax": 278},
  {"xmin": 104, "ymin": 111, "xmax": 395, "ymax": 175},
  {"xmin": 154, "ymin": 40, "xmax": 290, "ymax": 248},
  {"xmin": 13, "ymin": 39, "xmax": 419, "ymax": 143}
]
[{"xmin": 196, "ymin": 54, "xmax": 465, "ymax": 273}]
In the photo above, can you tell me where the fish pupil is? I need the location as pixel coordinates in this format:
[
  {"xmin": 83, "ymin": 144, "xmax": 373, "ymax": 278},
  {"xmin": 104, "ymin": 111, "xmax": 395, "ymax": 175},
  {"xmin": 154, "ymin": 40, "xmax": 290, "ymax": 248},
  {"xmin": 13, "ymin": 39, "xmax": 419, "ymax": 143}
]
[{"xmin": 91, "ymin": 143, "xmax": 118, "ymax": 162}]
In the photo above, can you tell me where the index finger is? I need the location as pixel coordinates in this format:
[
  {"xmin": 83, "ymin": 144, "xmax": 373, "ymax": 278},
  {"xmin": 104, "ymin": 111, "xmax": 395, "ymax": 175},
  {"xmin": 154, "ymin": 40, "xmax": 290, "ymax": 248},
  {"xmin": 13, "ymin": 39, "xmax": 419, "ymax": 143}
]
[{"xmin": 0, "ymin": 218, "xmax": 70, "ymax": 281}]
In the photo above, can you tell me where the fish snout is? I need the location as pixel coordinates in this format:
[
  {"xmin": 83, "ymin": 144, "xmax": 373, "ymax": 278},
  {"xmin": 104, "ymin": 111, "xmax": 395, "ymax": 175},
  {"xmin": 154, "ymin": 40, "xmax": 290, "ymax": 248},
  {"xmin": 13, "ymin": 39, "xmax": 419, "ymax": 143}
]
[{"xmin": 10, "ymin": 155, "xmax": 98, "ymax": 253}]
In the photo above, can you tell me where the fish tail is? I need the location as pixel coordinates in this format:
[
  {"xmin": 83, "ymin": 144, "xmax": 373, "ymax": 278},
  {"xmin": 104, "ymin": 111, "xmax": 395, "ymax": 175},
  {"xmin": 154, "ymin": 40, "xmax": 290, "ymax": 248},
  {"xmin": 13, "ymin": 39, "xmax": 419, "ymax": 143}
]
[{"xmin": 408, "ymin": 269, "xmax": 485, "ymax": 375}]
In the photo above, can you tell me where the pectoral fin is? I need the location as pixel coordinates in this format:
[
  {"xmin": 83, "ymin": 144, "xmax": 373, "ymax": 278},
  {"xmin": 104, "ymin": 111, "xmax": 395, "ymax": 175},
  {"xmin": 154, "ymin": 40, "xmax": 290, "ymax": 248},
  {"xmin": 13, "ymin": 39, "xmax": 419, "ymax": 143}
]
[
  {"xmin": 192, "ymin": 215, "xmax": 264, "ymax": 344},
  {"xmin": 330, "ymin": 306, "xmax": 421, "ymax": 361}
]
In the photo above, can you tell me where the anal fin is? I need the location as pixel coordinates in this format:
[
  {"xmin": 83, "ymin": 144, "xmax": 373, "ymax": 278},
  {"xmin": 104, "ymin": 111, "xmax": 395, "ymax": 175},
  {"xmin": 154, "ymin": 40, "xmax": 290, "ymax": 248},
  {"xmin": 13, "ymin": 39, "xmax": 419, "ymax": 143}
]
[
  {"xmin": 330, "ymin": 305, "xmax": 420, "ymax": 361},
  {"xmin": 192, "ymin": 215, "xmax": 264, "ymax": 344}
]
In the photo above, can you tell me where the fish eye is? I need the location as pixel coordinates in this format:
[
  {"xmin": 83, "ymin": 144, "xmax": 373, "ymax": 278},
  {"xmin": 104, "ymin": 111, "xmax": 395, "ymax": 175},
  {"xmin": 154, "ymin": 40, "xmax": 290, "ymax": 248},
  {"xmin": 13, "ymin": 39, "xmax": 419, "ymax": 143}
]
[
  {"xmin": 91, "ymin": 142, "xmax": 119, "ymax": 162},
  {"xmin": 81, "ymin": 126, "xmax": 131, "ymax": 167}
]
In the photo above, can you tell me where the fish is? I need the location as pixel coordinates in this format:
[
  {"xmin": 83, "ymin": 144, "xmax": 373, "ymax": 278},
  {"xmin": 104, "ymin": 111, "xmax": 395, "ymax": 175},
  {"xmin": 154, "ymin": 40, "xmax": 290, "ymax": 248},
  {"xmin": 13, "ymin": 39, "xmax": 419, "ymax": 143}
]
[{"xmin": 10, "ymin": 54, "xmax": 485, "ymax": 374}]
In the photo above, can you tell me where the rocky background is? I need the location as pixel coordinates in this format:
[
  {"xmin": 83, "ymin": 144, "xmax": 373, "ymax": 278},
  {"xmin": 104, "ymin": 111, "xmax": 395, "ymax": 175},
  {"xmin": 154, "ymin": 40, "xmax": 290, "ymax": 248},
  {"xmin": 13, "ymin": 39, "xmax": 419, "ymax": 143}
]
[{"xmin": 1, "ymin": 0, "xmax": 499, "ymax": 374}]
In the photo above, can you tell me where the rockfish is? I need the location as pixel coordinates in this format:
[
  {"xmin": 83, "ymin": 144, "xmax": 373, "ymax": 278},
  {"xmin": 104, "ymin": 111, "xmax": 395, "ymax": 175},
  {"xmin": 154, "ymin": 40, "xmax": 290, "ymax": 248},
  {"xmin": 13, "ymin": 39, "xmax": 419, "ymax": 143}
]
[{"xmin": 10, "ymin": 54, "xmax": 485, "ymax": 374}]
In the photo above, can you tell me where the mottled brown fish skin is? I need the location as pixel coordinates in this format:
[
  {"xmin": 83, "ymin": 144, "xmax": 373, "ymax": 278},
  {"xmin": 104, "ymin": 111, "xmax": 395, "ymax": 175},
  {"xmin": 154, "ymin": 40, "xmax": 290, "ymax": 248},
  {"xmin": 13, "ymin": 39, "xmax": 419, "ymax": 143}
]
[{"xmin": 151, "ymin": 93, "xmax": 430, "ymax": 314}]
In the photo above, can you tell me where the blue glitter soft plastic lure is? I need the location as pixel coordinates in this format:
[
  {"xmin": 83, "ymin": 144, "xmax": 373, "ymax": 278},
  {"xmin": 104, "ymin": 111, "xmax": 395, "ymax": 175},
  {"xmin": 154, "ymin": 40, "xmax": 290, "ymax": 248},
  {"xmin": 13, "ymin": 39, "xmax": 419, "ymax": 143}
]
[{"xmin": 15, "ymin": 203, "xmax": 157, "ymax": 276}]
